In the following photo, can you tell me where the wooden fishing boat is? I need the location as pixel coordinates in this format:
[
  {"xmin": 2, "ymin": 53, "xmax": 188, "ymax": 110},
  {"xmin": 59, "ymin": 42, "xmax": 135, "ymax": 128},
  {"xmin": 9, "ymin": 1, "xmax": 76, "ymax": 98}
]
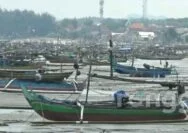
[
  {"xmin": 0, "ymin": 79, "xmax": 86, "ymax": 93},
  {"xmin": 134, "ymin": 45, "xmax": 186, "ymax": 60},
  {"xmin": 22, "ymin": 86, "xmax": 187, "ymax": 122},
  {"xmin": 0, "ymin": 69, "xmax": 73, "ymax": 81},
  {"xmin": 115, "ymin": 63, "xmax": 171, "ymax": 78},
  {"xmin": 44, "ymin": 55, "xmax": 75, "ymax": 63},
  {"xmin": 135, "ymin": 54, "xmax": 185, "ymax": 60}
]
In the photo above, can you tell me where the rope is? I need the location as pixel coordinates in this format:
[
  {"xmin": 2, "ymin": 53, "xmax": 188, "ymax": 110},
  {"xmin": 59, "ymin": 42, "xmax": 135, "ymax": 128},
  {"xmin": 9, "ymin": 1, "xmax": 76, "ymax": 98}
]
[{"xmin": 3, "ymin": 78, "xmax": 16, "ymax": 91}]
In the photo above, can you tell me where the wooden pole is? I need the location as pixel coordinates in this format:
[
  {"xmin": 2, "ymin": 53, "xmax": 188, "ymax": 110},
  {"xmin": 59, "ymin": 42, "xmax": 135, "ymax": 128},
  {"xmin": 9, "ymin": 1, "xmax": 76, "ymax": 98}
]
[
  {"xmin": 60, "ymin": 63, "xmax": 62, "ymax": 73},
  {"xmin": 74, "ymin": 69, "xmax": 78, "ymax": 81},
  {"xmin": 131, "ymin": 52, "xmax": 134, "ymax": 67},
  {"xmin": 109, "ymin": 39, "xmax": 113, "ymax": 78},
  {"xmin": 131, "ymin": 37, "xmax": 134, "ymax": 67},
  {"xmin": 85, "ymin": 55, "xmax": 92, "ymax": 104}
]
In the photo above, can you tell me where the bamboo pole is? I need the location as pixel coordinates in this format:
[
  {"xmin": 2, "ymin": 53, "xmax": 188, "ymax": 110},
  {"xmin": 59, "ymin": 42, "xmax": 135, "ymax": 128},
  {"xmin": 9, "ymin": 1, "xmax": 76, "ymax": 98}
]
[
  {"xmin": 85, "ymin": 55, "xmax": 92, "ymax": 104},
  {"xmin": 109, "ymin": 39, "xmax": 113, "ymax": 78}
]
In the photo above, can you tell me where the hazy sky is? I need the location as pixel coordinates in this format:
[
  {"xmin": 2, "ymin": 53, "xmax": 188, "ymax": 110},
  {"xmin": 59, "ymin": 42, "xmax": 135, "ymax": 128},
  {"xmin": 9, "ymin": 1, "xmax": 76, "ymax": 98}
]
[{"xmin": 0, "ymin": 0, "xmax": 188, "ymax": 19}]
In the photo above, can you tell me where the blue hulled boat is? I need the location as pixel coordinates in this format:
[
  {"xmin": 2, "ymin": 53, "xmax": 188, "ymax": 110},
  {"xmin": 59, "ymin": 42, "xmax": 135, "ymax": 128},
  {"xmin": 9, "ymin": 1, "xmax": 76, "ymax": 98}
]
[
  {"xmin": 115, "ymin": 63, "xmax": 171, "ymax": 78},
  {"xmin": 0, "ymin": 79, "xmax": 86, "ymax": 93}
]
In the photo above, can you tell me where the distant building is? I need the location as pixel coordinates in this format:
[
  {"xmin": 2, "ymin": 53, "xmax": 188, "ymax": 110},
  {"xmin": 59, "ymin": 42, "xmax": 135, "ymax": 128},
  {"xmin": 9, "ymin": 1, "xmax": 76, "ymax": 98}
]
[{"xmin": 137, "ymin": 31, "xmax": 155, "ymax": 41}]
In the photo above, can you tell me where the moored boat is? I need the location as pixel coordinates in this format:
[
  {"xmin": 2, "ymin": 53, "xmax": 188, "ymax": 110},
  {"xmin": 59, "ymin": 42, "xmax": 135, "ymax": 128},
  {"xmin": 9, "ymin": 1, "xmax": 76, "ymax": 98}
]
[
  {"xmin": 0, "ymin": 68, "xmax": 73, "ymax": 81},
  {"xmin": 22, "ymin": 86, "xmax": 187, "ymax": 123},
  {"xmin": 0, "ymin": 79, "xmax": 86, "ymax": 93},
  {"xmin": 44, "ymin": 55, "xmax": 75, "ymax": 63},
  {"xmin": 115, "ymin": 63, "xmax": 172, "ymax": 78},
  {"xmin": 135, "ymin": 54, "xmax": 185, "ymax": 60}
]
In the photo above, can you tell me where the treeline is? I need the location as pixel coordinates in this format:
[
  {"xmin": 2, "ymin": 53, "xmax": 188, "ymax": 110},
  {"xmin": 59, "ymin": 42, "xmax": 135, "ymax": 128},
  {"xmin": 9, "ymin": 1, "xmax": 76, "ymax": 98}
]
[
  {"xmin": 0, "ymin": 9, "xmax": 56, "ymax": 37},
  {"xmin": 1, "ymin": 8, "xmax": 188, "ymax": 39},
  {"xmin": 0, "ymin": 9, "xmax": 127, "ymax": 39},
  {"xmin": 56, "ymin": 18, "xmax": 127, "ymax": 39},
  {"xmin": 151, "ymin": 18, "xmax": 188, "ymax": 27}
]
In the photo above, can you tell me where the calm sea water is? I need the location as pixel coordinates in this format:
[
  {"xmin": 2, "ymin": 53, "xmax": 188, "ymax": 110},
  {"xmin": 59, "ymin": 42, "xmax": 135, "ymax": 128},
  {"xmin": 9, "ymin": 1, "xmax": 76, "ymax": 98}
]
[{"xmin": 0, "ymin": 58, "xmax": 188, "ymax": 132}]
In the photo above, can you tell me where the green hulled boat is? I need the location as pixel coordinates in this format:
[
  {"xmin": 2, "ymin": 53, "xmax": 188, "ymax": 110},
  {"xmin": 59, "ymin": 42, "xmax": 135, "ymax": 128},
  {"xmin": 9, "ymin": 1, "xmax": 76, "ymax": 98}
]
[{"xmin": 22, "ymin": 86, "xmax": 187, "ymax": 123}]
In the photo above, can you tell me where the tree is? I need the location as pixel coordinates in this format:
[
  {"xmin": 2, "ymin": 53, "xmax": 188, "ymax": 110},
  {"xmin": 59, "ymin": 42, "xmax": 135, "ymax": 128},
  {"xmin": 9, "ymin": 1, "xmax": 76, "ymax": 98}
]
[
  {"xmin": 0, "ymin": 9, "xmax": 56, "ymax": 38},
  {"xmin": 164, "ymin": 28, "xmax": 178, "ymax": 44}
]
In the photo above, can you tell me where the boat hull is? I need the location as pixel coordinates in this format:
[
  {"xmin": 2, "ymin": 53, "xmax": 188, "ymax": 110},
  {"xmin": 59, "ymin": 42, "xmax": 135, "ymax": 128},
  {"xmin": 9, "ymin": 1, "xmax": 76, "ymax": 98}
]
[
  {"xmin": 22, "ymin": 86, "xmax": 187, "ymax": 122},
  {"xmin": 0, "ymin": 69, "xmax": 73, "ymax": 81},
  {"xmin": 32, "ymin": 102, "xmax": 186, "ymax": 122},
  {"xmin": 45, "ymin": 55, "xmax": 75, "ymax": 63},
  {"xmin": 0, "ymin": 79, "xmax": 86, "ymax": 93},
  {"xmin": 135, "ymin": 55, "xmax": 185, "ymax": 60},
  {"xmin": 115, "ymin": 64, "xmax": 171, "ymax": 77},
  {"xmin": 36, "ymin": 111, "xmax": 186, "ymax": 122}
]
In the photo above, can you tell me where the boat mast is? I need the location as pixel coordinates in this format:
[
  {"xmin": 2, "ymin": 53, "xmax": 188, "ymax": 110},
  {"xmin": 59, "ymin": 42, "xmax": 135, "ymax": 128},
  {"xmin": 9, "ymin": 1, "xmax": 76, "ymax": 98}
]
[
  {"xmin": 109, "ymin": 39, "xmax": 113, "ymax": 78},
  {"xmin": 131, "ymin": 52, "xmax": 135, "ymax": 67},
  {"xmin": 131, "ymin": 36, "xmax": 135, "ymax": 67},
  {"xmin": 85, "ymin": 54, "xmax": 92, "ymax": 104}
]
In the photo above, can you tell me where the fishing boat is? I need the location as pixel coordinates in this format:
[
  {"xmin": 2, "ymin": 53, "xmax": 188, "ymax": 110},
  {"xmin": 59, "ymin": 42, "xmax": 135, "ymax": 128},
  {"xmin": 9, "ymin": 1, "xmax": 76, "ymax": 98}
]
[
  {"xmin": 115, "ymin": 63, "xmax": 172, "ymax": 78},
  {"xmin": 0, "ymin": 68, "xmax": 73, "ymax": 81},
  {"xmin": 134, "ymin": 45, "xmax": 186, "ymax": 60},
  {"xmin": 44, "ymin": 55, "xmax": 76, "ymax": 63},
  {"xmin": 135, "ymin": 54, "xmax": 185, "ymax": 60},
  {"xmin": 0, "ymin": 79, "xmax": 86, "ymax": 93},
  {"xmin": 22, "ymin": 86, "xmax": 187, "ymax": 123},
  {"xmin": 21, "ymin": 39, "xmax": 187, "ymax": 123}
]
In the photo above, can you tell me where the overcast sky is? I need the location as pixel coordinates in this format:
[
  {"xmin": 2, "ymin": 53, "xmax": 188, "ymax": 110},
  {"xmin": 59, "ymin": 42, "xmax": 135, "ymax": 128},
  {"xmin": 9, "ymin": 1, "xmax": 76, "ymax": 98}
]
[{"xmin": 0, "ymin": 0, "xmax": 188, "ymax": 19}]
